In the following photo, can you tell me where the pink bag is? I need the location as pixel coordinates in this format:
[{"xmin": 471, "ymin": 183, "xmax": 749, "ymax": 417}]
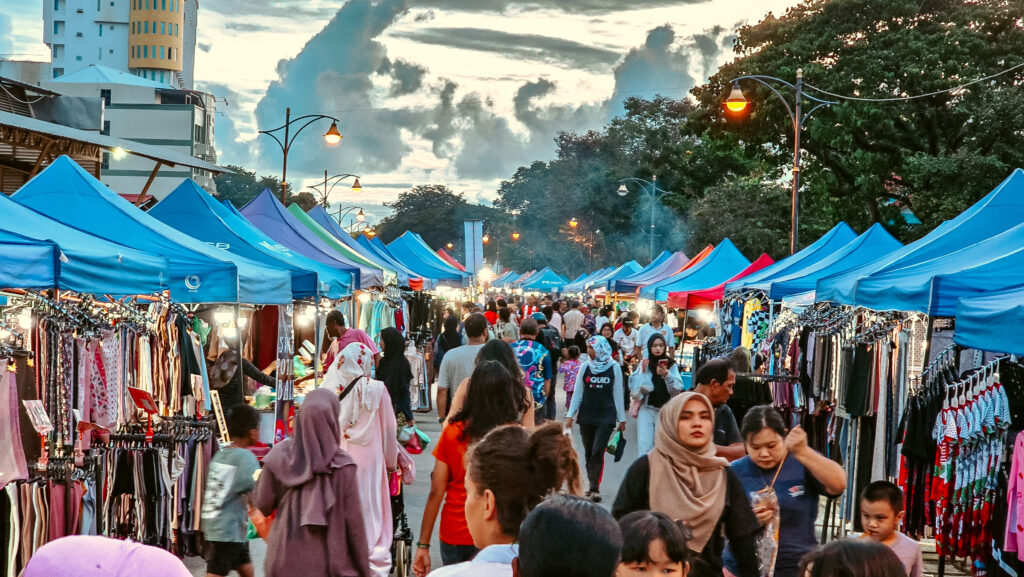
[
  {"xmin": 389, "ymin": 470, "xmax": 401, "ymax": 497},
  {"xmin": 628, "ymin": 397, "xmax": 642, "ymax": 419}
]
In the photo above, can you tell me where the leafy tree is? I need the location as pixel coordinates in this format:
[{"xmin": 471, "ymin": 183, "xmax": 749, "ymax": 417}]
[
  {"xmin": 687, "ymin": 176, "xmax": 793, "ymax": 259},
  {"xmin": 690, "ymin": 0, "xmax": 1024, "ymax": 243},
  {"xmin": 212, "ymin": 164, "xmax": 317, "ymax": 210}
]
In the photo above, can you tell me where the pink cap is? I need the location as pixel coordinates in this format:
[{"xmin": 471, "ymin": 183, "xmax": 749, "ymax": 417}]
[{"xmin": 24, "ymin": 536, "xmax": 192, "ymax": 577}]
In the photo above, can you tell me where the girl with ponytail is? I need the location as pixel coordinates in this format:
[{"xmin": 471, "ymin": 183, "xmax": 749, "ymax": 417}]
[{"xmin": 425, "ymin": 423, "xmax": 582, "ymax": 577}]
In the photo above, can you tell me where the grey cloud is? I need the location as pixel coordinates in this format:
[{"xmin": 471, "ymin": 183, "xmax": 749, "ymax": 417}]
[
  {"xmin": 691, "ymin": 24, "xmax": 736, "ymax": 78},
  {"xmin": 417, "ymin": 0, "xmax": 706, "ymax": 13},
  {"xmin": 392, "ymin": 27, "xmax": 620, "ymax": 71},
  {"xmin": 198, "ymin": 81, "xmax": 252, "ymax": 166},
  {"xmin": 388, "ymin": 59, "xmax": 428, "ymax": 96},
  {"xmin": 202, "ymin": 0, "xmax": 334, "ymax": 19},
  {"xmin": 0, "ymin": 12, "xmax": 12, "ymax": 55},
  {"xmin": 609, "ymin": 24, "xmax": 697, "ymax": 114},
  {"xmin": 413, "ymin": 9, "xmax": 435, "ymax": 22},
  {"xmin": 224, "ymin": 21, "xmax": 274, "ymax": 33},
  {"xmin": 198, "ymin": 41, "xmax": 213, "ymax": 52}
]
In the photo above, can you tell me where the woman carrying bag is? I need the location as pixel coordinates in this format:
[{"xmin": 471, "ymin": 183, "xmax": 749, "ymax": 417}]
[
  {"xmin": 630, "ymin": 333, "xmax": 684, "ymax": 456},
  {"xmin": 564, "ymin": 335, "xmax": 626, "ymax": 503}
]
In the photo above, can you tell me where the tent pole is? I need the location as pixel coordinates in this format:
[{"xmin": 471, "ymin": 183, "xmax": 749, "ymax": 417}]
[
  {"xmin": 136, "ymin": 162, "xmax": 164, "ymax": 207},
  {"xmin": 314, "ymin": 295, "xmax": 322, "ymax": 386}
]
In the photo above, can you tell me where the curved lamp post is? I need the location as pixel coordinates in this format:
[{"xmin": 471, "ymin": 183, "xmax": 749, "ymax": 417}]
[
  {"xmin": 615, "ymin": 176, "xmax": 670, "ymax": 262},
  {"xmin": 258, "ymin": 107, "xmax": 344, "ymax": 204},
  {"xmin": 725, "ymin": 69, "xmax": 837, "ymax": 254},
  {"xmin": 310, "ymin": 171, "xmax": 362, "ymax": 209}
]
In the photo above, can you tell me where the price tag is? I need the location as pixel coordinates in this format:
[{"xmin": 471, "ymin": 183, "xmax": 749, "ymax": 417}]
[
  {"xmin": 22, "ymin": 400, "xmax": 53, "ymax": 435},
  {"xmin": 128, "ymin": 387, "xmax": 159, "ymax": 414}
]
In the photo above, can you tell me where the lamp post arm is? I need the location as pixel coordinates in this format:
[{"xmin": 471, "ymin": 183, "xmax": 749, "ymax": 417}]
[
  {"xmin": 801, "ymin": 101, "xmax": 835, "ymax": 126},
  {"xmin": 730, "ymin": 75, "xmax": 797, "ymax": 125},
  {"xmin": 259, "ymin": 113, "xmax": 342, "ymax": 136}
]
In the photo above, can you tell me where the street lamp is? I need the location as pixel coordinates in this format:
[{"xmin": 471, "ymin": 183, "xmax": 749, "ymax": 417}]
[
  {"xmin": 364, "ymin": 226, "xmax": 376, "ymax": 238},
  {"xmin": 333, "ymin": 205, "xmax": 367, "ymax": 228},
  {"xmin": 482, "ymin": 234, "xmax": 490, "ymax": 244},
  {"xmin": 512, "ymin": 231, "xmax": 520, "ymax": 241},
  {"xmin": 725, "ymin": 69, "xmax": 836, "ymax": 254},
  {"xmin": 614, "ymin": 176, "xmax": 670, "ymax": 262},
  {"xmin": 258, "ymin": 107, "xmax": 345, "ymax": 204},
  {"xmin": 569, "ymin": 217, "xmax": 578, "ymax": 228},
  {"xmin": 446, "ymin": 242, "xmax": 454, "ymax": 250},
  {"xmin": 310, "ymin": 171, "xmax": 363, "ymax": 209}
]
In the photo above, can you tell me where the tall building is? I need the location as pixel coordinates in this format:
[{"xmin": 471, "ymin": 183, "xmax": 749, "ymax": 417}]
[{"xmin": 43, "ymin": 0, "xmax": 197, "ymax": 89}]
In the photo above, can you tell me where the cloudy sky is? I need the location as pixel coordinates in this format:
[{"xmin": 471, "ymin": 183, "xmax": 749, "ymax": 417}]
[{"xmin": 4, "ymin": 0, "xmax": 798, "ymax": 218}]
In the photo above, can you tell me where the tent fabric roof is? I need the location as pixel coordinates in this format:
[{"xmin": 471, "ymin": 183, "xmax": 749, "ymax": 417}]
[
  {"xmin": 240, "ymin": 190, "xmax": 372, "ymax": 290},
  {"xmin": 764, "ymin": 224, "xmax": 903, "ymax": 300},
  {"xmin": 0, "ymin": 110, "xmax": 226, "ymax": 174},
  {"xmin": 579, "ymin": 262, "xmax": 642, "ymax": 291},
  {"xmin": 727, "ymin": 222, "xmax": 857, "ymax": 294},
  {"xmin": 387, "ymin": 232, "xmax": 469, "ymax": 287},
  {"xmin": 0, "ymin": 189, "xmax": 170, "ymax": 296},
  {"xmin": 286, "ymin": 205, "xmax": 391, "ymax": 283},
  {"xmin": 954, "ymin": 286, "xmax": 1024, "ymax": 355},
  {"xmin": 848, "ymin": 219, "xmax": 1024, "ymax": 316},
  {"xmin": 611, "ymin": 251, "xmax": 690, "ymax": 293},
  {"xmin": 667, "ymin": 253, "xmax": 775, "ymax": 309},
  {"xmin": 352, "ymin": 235, "xmax": 432, "ymax": 290},
  {"xmin": 149, "ymin": 180, "xmax": 352, "ymax": 299},
  {"xmin": 562, "ymin": 268, "xmax": 609, "ymax": 292},
  {"xmin": 640, "ymin": 239, "xmax": 750, "ymax": 301},
  {"xmin": 436, "ymin": 249, "xmax": 466, "ymax": 271},
  {"xmin": 492, "ymin": 271, "xmax": 522, "ymax": 287},
  {"xmin": 0, "ymin": 231, "xmax": 58, "ymax": 290},
  {"xmin": 520, "ymin": 267, "xmax": 569, "ymax": 291},
  {"xmin": 817, "ymin": 170, "xmax": 1024, "ymax": 305},
  {"xmin": 306, "ymin": 206, "xmax": 417, "ymax": 286}
]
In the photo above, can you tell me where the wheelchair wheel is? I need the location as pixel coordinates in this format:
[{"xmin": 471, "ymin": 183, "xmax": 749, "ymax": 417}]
[{"xmin": 393, "ymin": 538, "xmax": 411, "ymax": 577}]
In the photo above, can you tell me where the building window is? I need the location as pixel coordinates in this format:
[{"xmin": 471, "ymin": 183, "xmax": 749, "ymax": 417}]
[
  {"xmin": 98, "ymin": 46, "xmax": 102, "ymax": 59},
  {"xmin": 98, "ymin": 23, "xmax": 103, "ymax": 36},
  {"xmin": 101, "ymin": 152, "xmax": 110, "ymax": 170},
  {"xmin": 159, "ymin": 71, "xmax": 164, "ymax": 82},
  {"xmin": 143, "ymin": 45, "xmax": 148, "ymax": 57},
  {"xmin": 53, "ymin": 68, "xmax": 64, "ymax": 78},
  {"xmin": 97, "ymin": 0, "xmax": 100, "ymax": 9},
  {"xmin": 101, "ymin": 120, "xmax": 111, "ymax": 135},
  {"xmin": 161, "ymin": 0, "xmax": 166, "ymax": 9},
  {"xmin": 110, "ymin": 25, "xmax": 114, "ymax": 30},
  {"xmin": 53, "ymin": 21, "xmax": 63, "ymax": 35},
  {"xmin": 145, "ymin": 0, "xmax": 149, "ymax": 8},
  {"xmin": 160, "ymin": 46, "xmax": 165, "ymax": 59},
  {"xmin": 75, "ymin": 55, "xmax": 82, "ymax": 61},
  {"xmin": 54, "ymin": 0, "xmax": 60, "ymax": 10},
  {"xmin": 100, "ymin": 89, "xmax": 111, "ymax": 105},
  {"xmin": 143, "ymin": 21, "xmax": 148, "ymax": 33},
  {"xmin": 161, "ymin": 22, "xmax": 165, "ymax": 34}
]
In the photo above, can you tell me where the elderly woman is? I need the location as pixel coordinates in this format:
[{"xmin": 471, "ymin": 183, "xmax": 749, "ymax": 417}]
[{"xmin": 322, "ymin": 342, "xmax": 399, "ymax": 577}]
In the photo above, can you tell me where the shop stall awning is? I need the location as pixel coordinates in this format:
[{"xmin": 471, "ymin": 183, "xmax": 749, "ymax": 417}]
[
  {"xmin": 847, "ymin": 219, "xmax": 1024, "ymax": 316},
  {"xmin": 149, "ymin": 180, "xmax": 352, "ymax": 299},
  {"xmin": 520, "ymin": 267, "xmax": 570, "ymax": 292},
  {"xmin": 239, "ymin": 190, "xmax": 372, "ymax": 290},
  {"xmin": 491, "ymin": 271, "xmax": 521, "ymax": 287},
  {"xmin": 563, "ymin": 268, "xmax": 611, "ymax": 292},
  {"xmin": 353, "ymin": 235, "xmax": 433, "ymax": 290},
  {"xmin": 640, "ymin": 239, "xmax": 750, "ymax": 301},
  {"xmin": 954, "ymin": 286, "xmax": 1024, "ymax": 355},
  {"xmin": 727, "ymin": 222, "xmax": 857, "ymax": 295},
  {"xmin": 0, "ymin": 231, "xmax": 58, "ymax": 290},
  {"xmin": 0, "ymin": 191, "xmax": 169, "ymax": 295},
  {"xmin": 436, "ymin": 249, "xmax": 466, "ymax": 272},
  {"xmin": 286, "ymin": 205, "xmax": 393, "ymax": 283},
  {"xmin": 387, "ymin": 232, "xmax": 469, "ymax": 287},
  {"xmin": 306, "ymin": 206, "xmax": 421, "ymax": 288},
  {"xmin": 13, "ymin": 156, "xmax": 294, "ymax": 303},
  {"xmin": 763, "ymin": 224, "xmax": 903, "ymax": 300},
  {"xmin": 611, "ymin": 251, "xmax": 690, "ymax": 293},
  {"xmin": 667, "ymin": 253, "xmax": 775, "ymax": 309},
  {"xmin": 817, "ymin": 169, "xmax": 1024, "ymax": 305}
]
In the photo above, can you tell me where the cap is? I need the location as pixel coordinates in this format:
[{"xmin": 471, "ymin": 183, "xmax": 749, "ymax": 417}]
[
  {"xmin": 622, "ymin": 318, "xmax": 634, "ymax": 326},
  {"xmin": 531, "ymin": 312, "xmax": 548, "ymax": 322}
]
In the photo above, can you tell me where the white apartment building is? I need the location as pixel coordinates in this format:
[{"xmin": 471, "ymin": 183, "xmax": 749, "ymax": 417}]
[
  {"xmin": 43, "ymin": 0, "xmax": 198, "ymax": 89},
  {"xmin": 42, "ymin": 64, "xmax": 217, "ymax": 199}
]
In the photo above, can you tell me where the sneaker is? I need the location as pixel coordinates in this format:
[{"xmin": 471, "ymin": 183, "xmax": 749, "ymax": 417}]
[{"xmin": 590, "ymin": 492, "xmax": 602, "ymax": 503}]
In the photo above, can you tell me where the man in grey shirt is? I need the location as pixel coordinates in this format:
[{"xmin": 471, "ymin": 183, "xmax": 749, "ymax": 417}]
[
  {"xmin": 436, "ymin": 312, "xmax": 489, "ymax": 420},
  {"xmin": 562, "ymin": 300, "xmax": 585, "ymax": 340}
]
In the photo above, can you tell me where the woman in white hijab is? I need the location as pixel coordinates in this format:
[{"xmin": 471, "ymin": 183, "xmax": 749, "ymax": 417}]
[{"xmin": 322, "ymin": 341, "xmax": 400, "ymax": 577}]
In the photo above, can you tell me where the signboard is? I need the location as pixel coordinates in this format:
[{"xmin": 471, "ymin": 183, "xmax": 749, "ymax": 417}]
[{"xmin": 464, "ymin": 220, "xmax": 483, "ymax": 275}]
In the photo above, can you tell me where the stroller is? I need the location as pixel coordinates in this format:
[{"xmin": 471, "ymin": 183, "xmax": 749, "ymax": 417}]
[{"xmin": 390, "ymin": 491, "xmax": 414, "ymax": 577}]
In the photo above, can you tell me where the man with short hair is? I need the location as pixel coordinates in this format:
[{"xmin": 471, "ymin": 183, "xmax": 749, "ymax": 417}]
[
  {"xmin": 324, "ymin": 309, "xmax": 379, "ymax": 368},
  {"xmin": 436, "ymin": 312, "xmax": 489, "ymax": 420},
  {"xmin": 534, "ymin": 313, "xmax": 564, "ymax": 421},
  {"xmin": 513, "ymin": 318, "xmax": 553, "ymax": 423},
  {"xmin": 521, "ymin": 296, "xmax": 540, "ymax": 320},
  {"xmin": 612, "ymin": 318, "xmax": 638, "ymax": 365},
  {"xmin": 562, "ymin": 301, "xmax": 585, "ymax": 340},
  {"xmin": 694, "ymin": 358, "xmax": 744, "ymax": 461},
  {"xmin": 513, "ymin": 495, "xmax": 622, "ymax": 577}
]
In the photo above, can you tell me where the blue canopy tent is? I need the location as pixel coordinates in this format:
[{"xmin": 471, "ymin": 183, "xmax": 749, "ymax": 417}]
[
  {"xmin": 511, "ymin": 270, "xmax": 539, "ymax": 288},
  {"xmin": 492, "ymin": 271, "xmax": 522, "ymax": 288},
  {"xmin": 581, "ymin": 262, "xmax": 641, "ymax": 292},
  {"xmin": 306, "ymin": 206, "xmax": 421, "ymax": 287},
  {"xmin": 763, "ymin": 224, "xmax": 903, "ymax": 300},
  {"xmin": 562, "ymin": 267, "xmax": 608, "ymax": 292},
  {"xmin": 726, "ymin": 222, "xmax": 857, "ymax": 294},
  {"xmin": 240, "ymin": 190, "xmax": 375, "ymax": 290},
  {"xmin": 352, "ymin": 235, "xmax": 434, "ymax": 289},
  {"xmin": 13, "ymin": 157, "xmax": 290, "ymax": 303},
  {"xmin": 387, "ymin": 232, "xmax": 469, "ymax": 287},
  {"xmin": 611, "ymin": 251, "xmax": 690, "ymax": 293},
  {"xmin": 520, "ymin": 268, "xmax": 569, "ymax": 292},
  {"xmin": 0, "ymin": 231, "xmax": 58, "ymax": 290},
  {"xmin": 149, "ymin": 180, "xmax": 352, "ymax": 299},
  {"xmin": 817, "ymin": 169, "xmax": 1024, "ymax": 304},
  {"xmin": 954, "ymin": 287, "xmax": 1024, "ymax": 355},
  {"xmin": 846, "ymin": 220, "xmax": 1024, "ymax": 316},
  {"xmin": 0, "ymin": 193, "xmax": 169, "ymax": 296},
  {"xmin": 640, "ymin": 239, "xmax": 750, "ymax": 302}
]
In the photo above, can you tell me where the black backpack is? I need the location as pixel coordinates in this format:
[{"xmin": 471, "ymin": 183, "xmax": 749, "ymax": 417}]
[{"xmin": 539, "ymin": 327, "xmax": 563, "ymax": 361}]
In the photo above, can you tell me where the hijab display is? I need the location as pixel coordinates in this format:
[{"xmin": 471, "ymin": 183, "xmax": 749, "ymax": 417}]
[{"xmin": 648, "ymin": 392, "xmax": 729, "ymax": 551}]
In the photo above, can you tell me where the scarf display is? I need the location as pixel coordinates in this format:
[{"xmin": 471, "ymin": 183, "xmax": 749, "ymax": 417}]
[{"xmin": 648, "ymin": 392, "xmax": 729, "ymax": 551}]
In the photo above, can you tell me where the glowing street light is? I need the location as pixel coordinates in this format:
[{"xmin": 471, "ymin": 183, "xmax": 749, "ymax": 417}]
[
  {"xmin": 569, "ymin": 217, "xmax": 578, "ymax": 228},
  {"xmin": 725, "ymin": 82, "xmax": 748, "ymax": 112},
  {"xmin": 356, "ymin": 209, "xmax": 366, "ymax": 222},
  {"xmin": 482, "ymin": 234, "xmax": 490, "ymax": 244},
  {"xmin": 350, "ymin": 177, "xmax": 362, "ymax": 193},
  {"xmin": 512, "ymin": 231, "xmax": 520, "ymax": 241},
  {"xmin": 616, "ymin": 183, "xmax": 629, "ymax": 197},
  {"xmin": 324, "ymin": 121, "xmax": 343, "ymax": 145}
]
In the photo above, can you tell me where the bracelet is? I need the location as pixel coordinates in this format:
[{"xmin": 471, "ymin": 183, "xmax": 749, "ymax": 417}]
[{"xmin": 416, "ymin": 542, "xmax": 431, "ymax": 550}]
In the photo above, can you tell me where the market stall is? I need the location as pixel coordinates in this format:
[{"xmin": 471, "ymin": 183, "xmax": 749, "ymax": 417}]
[{"xmin": 639, "ymin": 239, "xmax": 750, "ymax": 302}]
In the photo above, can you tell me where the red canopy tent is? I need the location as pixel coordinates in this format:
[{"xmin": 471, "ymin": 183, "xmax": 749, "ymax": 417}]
[
  {"xmin": 436, "ymin": 248, "xmax": 467, "ymax": 271},
  {"xmin": 666, "ymin": 253, "xmax": 775, "ymax": 309}
]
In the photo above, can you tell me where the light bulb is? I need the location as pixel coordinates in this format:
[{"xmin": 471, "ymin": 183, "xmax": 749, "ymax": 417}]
[
  {"xmin": 357, "ymin": 292, "xmax": 372, "ymax": 304},
  {"xmin": 237, "ymin": 316, "xmax": 249, "ymax": 329},
  {"xmin": 214, "ymin": 310, "xmax": 233, "ymax": 325},
  {"xmin": 221, "ymin": 326, "xmax": 238, "ymax": 339}
]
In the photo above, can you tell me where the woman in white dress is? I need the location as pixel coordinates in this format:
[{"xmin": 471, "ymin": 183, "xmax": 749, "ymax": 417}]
[{"xmin": 322, "ymin": 342, "xmax": 400, "ymax": 577}]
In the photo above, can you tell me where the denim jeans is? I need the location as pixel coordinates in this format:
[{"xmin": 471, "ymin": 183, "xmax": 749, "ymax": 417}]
[
  {"xmin": 440, "ymin": 541, "xmax": 479, "ymax": 566},
  {"xmin": 637, "ymin": 404, "xmax": 659, "ymax": 457}
]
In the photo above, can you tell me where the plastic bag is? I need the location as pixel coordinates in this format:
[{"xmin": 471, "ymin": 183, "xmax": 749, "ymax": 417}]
[
  {"xmin": 405, "ymin": 431, "xmax": 423, "ymax": 454},
  {"xmin": 750, "ymin": 488, "xmax": 780, "ymax": 577},
  {"xmin": 413, "ymin": 425, "xmax": 431, "ymax": 449},
  {"xmin": 398, "ymin": 425, "xmax": 415, "ymax": 445},
  {"xmin": 606, "ymin": 431, "xmax": 622, "ymax": 455}
]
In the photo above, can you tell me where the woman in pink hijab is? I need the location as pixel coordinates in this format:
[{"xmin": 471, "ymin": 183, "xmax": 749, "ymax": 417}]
[{"xmin": 322, "ymin": 341, "xmax": 400, "ymax": 577}]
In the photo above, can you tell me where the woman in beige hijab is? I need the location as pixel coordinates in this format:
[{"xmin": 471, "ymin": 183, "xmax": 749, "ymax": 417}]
[{"xmin": 612, "ymin": 392, "xmax": 762, "ymax": 577}]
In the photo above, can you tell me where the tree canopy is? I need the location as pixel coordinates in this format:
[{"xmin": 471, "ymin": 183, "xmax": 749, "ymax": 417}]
[{"xmin": 213, "ymin": 165, "xmax": 317, "ymax": 211}]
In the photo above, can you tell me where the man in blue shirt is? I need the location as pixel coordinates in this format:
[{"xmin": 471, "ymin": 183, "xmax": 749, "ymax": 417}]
[{"xmin": 513, "ymin": 317, "xmax": 553, "ymax": 423}]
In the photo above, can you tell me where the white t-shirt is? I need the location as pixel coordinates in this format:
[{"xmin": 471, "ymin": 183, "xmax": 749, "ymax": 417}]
[
  {"xmin": 549, "ymin": 311, "xmax": 563, "ymax": 333},
  {"xmin": 613, "ymin": 328, "xmax": 638, "ymax": 355},
  {"xmin": 563, "ymin": 309, "xmax": 586, "ymax": 337},
  {"xmin": 636, "ymin": 323, "xmax": 675, "ymax": 358}
]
